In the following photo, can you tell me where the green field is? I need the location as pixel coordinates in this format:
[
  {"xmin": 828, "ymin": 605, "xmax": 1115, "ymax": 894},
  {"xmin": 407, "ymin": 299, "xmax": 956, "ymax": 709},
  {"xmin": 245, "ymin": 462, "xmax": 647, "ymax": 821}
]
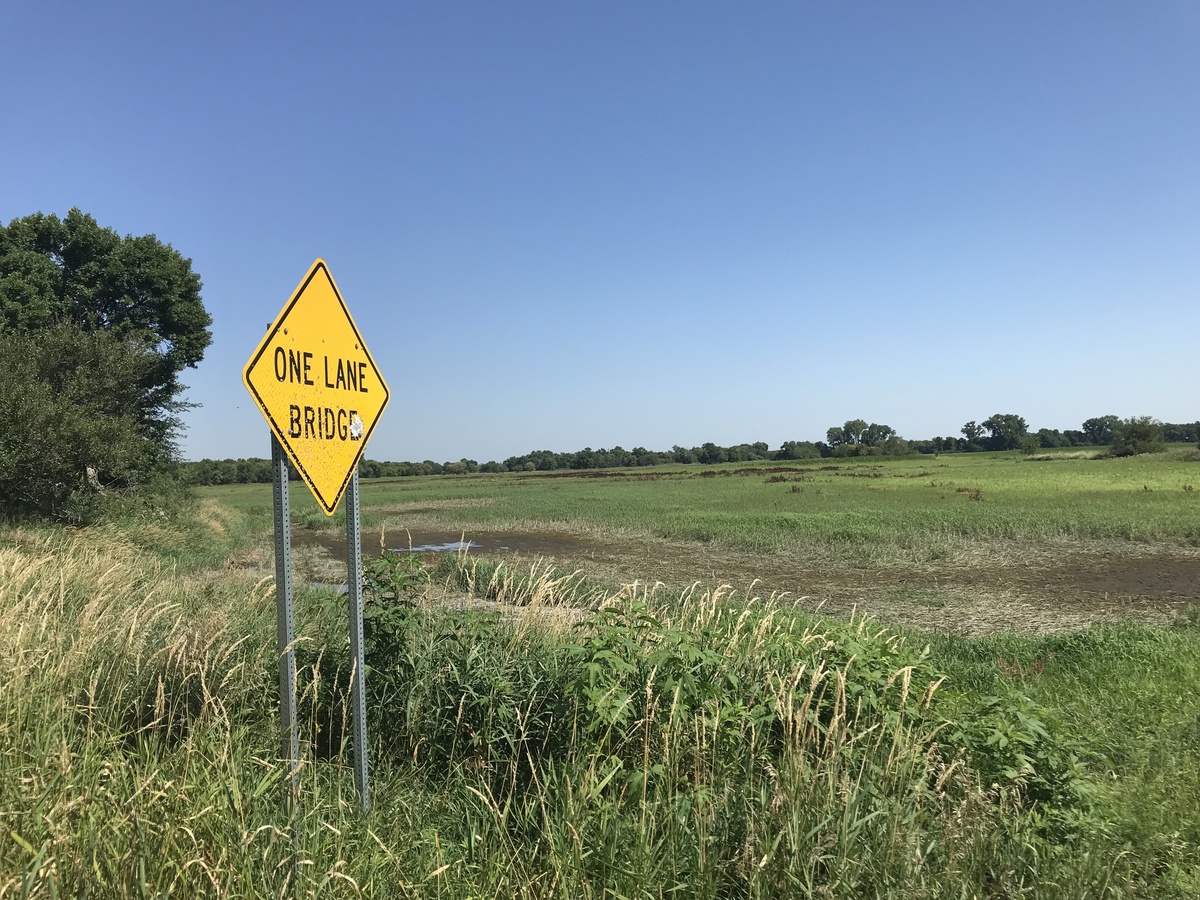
[
  {"xmin": 210, "ymin": 446, "xmax": 1200, "ymax": 632},
  {"xmin": 208, "ymin": 447, "xmax": 1200, "ymax": 550},
  {"xmin": 4, "ymin": 448, "xmax": 1200, "ymax": 897}
]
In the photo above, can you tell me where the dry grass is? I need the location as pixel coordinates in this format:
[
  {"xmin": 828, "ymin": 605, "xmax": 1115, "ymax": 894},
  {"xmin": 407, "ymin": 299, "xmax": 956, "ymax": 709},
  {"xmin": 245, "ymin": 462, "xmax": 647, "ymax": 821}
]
[
  {"xmin": 195, "ymin": 496, "xmax": 235, "ymax": 534},
  {"xmin": 0, "ymin": 526, "xmax": 382, "ymax": 898},
  {"xmin": 429, "ymin": 553, "xmax": 599, "ymax": 631},
  {"xmin": 372, "ymin": 497, "xmax": 497, "ymax": 515},
  {"xmin": 1025, "ymin": 451, "xmax": 1105, "ymax": 461}
]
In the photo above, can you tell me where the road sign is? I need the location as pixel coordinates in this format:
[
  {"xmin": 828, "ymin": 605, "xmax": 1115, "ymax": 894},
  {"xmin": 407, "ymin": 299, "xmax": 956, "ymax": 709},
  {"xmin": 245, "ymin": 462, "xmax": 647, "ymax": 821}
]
[{"xmin": 243, "ymin": 259, "xmax": 390, "ymax": 515}]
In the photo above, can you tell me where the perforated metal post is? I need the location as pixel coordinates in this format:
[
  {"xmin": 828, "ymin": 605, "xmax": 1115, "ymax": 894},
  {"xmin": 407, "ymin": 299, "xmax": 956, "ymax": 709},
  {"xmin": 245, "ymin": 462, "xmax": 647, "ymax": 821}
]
[
  {"xmin": 271, "ymin": 436, "xmax": 301, "ymax": 806},
  {"xmin": 345, "ymin": 467, "xmax": 371, "ymax": 812}
]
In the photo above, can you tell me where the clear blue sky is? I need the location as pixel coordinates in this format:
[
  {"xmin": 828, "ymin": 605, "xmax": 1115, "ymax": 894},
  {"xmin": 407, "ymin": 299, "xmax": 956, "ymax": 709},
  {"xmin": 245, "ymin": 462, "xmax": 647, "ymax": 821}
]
[{"xmin": 3, "ymin": 2, "xmax": 1197, "ymax": 462}]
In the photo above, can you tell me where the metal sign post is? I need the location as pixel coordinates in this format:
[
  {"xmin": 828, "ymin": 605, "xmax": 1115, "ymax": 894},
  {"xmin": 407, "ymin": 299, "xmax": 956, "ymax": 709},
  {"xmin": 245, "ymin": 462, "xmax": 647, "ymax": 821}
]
[
  {"xmin": 271, "ymin": 435, "xmax": 301, "ymax": 814},
  {"xmin": 246, "ymin": 258, "xmax": 388, "ymax": 825},
  {"xmin": 345, "ymin": 468, "xmax": 370, "ymax": 811}
]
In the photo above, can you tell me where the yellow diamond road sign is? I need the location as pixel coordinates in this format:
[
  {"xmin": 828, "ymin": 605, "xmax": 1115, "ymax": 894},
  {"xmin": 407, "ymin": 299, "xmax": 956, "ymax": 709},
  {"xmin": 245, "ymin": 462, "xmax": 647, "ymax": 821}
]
[{"xmin": 243, "ymin": 259, "xmax": 390, "ymax": 515}]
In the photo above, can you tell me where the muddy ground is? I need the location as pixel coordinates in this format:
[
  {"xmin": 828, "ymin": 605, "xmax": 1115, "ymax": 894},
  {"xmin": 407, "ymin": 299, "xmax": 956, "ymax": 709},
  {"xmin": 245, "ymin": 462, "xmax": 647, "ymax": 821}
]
[{"xmin": 285, "ymin": 525, "xmax": 1200, "ymax": 635}]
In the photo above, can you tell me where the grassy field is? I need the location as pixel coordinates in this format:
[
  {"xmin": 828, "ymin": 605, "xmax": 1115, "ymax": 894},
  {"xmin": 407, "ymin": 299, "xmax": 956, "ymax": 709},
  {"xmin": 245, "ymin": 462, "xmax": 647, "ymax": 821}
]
[
  {"xmin": 210, "ymin": 446, "xmax": 1200, "ymax": 632},
  {"xmin": 208, "ymin": 448, "xmax": 1200, "ymax": 551},
  {"xmin": 3, "ymin": 448, "xmax": 1200, "ymax": 897}
]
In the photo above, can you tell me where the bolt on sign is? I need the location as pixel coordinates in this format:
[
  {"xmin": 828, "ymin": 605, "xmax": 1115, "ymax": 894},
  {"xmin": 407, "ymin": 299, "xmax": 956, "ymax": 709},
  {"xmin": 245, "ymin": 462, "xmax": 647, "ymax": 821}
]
[{"xmin": 243, "ymin": 259, "xmax": 390, "ymax": 514}]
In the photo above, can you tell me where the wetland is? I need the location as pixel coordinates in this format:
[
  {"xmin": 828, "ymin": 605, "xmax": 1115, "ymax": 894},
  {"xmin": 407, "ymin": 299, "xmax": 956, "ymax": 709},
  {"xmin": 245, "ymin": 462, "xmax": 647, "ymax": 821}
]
[{"xmin": 228, "ymin": 447, "xmax": 1200, "ymax": 634}]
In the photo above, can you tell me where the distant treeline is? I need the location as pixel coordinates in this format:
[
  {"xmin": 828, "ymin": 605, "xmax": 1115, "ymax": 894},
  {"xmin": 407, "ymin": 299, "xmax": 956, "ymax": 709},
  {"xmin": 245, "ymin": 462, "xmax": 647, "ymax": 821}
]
[{"xmin": 181, "ymin": 416, "xmax": 1199, "ymax": 485}]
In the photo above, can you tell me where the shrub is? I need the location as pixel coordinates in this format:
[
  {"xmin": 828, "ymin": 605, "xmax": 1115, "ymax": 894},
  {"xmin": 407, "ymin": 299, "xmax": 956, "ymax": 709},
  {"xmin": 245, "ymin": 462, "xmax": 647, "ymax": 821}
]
[
  {"xmin": 0, "ymin": 324, "xmax": 170, "ymax": 520},
  {"xmin": 943, "ymin": 687, "xmax": 1100, "ymax": 839},
  {"xmin": 1112, "ymin": 416, "xmax": 1166, "ymax": 457}
]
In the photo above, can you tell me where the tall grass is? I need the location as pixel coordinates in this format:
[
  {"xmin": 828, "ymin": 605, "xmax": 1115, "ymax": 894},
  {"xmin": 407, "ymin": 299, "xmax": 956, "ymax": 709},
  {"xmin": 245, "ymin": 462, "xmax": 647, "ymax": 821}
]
[
  {"xmin": 0, "ymin": 523, "xmax": 1175, "ymax": 897},
  {"xmin": 0, "ymin": 529, "xmax": 385, "ymax": 897}
]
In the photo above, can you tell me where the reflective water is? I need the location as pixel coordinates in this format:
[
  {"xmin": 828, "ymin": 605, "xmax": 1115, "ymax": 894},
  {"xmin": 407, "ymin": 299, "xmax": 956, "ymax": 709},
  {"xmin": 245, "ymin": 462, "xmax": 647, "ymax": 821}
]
[
  {"xmin": 391, "ymin": 540, "xmax": 481, "ymax": 553},
  {"xmin": 291, "ymin": 528, "xmax": 597, "ymax": 559}
]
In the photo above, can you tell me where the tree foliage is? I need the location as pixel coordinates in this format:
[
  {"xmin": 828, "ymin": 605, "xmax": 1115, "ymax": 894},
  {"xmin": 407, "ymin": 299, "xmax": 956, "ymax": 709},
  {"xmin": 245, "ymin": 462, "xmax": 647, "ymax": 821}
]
[
  {"xmin": 0, "ymin": 324, "xmax": 164, "ymax": 517},
  {"xmin": 960, "ymin": 421, "xmax": 984, "ymax": 451},
  {"xmin": 0, "ymin": 209, "xmax": 210, "ymax": 446},
  {"xmin": 1112, "ymin": 416, "xmax": 1166, "ymax": 457},
  {"xmin": 1081, "ymin": 415, "xmax": 1120, "ymax": 446},
  {"xmin": 0, "ymin": 209, "xmax": 211, "ymax": 517},
  {"xmin": 179, "ymin": 410, "xmax": 1195, "ymax": 488},
  {"xmin": 824, "ymin": 419, "xmax": 899, "ymax": 456},
  {"xmin": 776, "ymin": 440, "xmax": 822, "ymax": 460},
  {"xmin": 980, "ymin": 413, "xmax": 1028, "ymax": 451},
  {"xmin": 1161, "ymin": 421, "xmax": 1199, "ymax": 443}
]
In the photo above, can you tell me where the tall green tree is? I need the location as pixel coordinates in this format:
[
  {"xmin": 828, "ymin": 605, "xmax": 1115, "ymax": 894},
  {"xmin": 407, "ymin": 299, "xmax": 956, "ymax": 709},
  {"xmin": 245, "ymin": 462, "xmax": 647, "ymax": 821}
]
[
  {"xmin": 862, "ymin": 423, "xmax": 896, "ymax": 447},
  {"xmin": 776, "ymin": 440, "xmax": 820, "ymax": 460},
  {"xmin": 1112, "ymin": 416, "xmax": 1165, "ymax": 457},
  {"xmin": 960, "ymin": 421, "xmax": 984, "ymax": 449},
  {"xmin": 0, "ymin": 208, "xmax": 211, "ymax": 450},
  {"xmin": 826, "ymin": 419, "xmax": 867, "ymax": 448},
  {"xmin": 0, "ymin": 209, "xmax": 211, "ymax": 516},
  {"xmin": 826, "ymin": 420, "xmax": 898, "ymax": 453},
  {"xmin": 980, "ymin": 413, "xmax": 1028, "ymax": 451},
  {"xmin": 1081, "ymin": 415, "xmax": 1121, "ymax": 446}
]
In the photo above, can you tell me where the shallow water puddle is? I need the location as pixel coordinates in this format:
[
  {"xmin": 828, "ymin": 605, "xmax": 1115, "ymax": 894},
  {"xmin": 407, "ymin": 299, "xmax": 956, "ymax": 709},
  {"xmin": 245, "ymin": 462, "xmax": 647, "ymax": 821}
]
[
  {"xmin": 291, "ymin": 528, "xmax": 604, "ymax": 559},
  {"xmin": 393, "ymin": 540, "xmax": 481, "ymax": 553}
]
